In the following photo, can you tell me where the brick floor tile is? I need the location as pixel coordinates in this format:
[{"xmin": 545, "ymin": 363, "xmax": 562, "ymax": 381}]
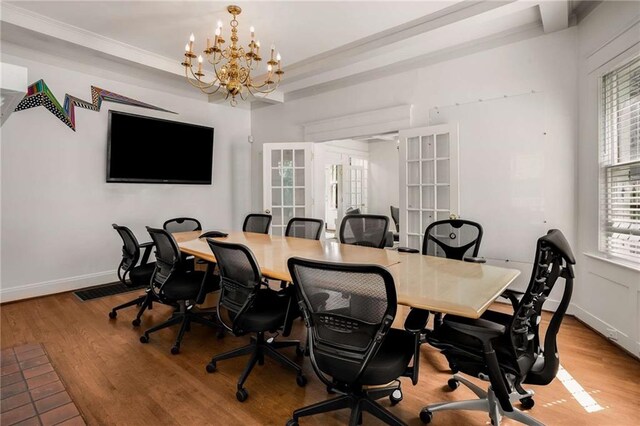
[
  {"xmin": 34, "ymin": 391, "xmax": 71, "ymax": 415},
  {"xmin": 26, "ymin": 372, "xmax": 58, "ymax": 390},
  {"xmin": 1, "ymin": 392, "xmax": 31, "ymax": 413},
  {"xmin": 1, "ymin": 363, "xmax": 21, "ymax": 376},
  {"xmin": 1, "ymin": 353, "xmax": 18, "ymax": 367},
  {"xmin": 13, "ymin": 416, "xmax": 41, "ymax": 426},
  {"xmin": 1, "ymin": 348, "xmax": 15, "ymax": 358},
  {"xmin": 1, "ymin": 381, "xmax": 28, "ymax": 400},
  {"xmin": 22, "ymin": 364, "xmax": 53, "ymax": 380},
  {"xmin": 0, "ymin": 403, "xmax": 36, "ymax": 426},
  {"xmin": 15, "ymin": 350, "xmax": 45, "ymax": 363},
  {"xmin": 57, "ymin": 416, "xmax": 85, "ymax": 426},
  {"xmin": 19, "ymin": 356, "xmax": 49, "ymax": 371},
  {"xmin": 29, "ymin": 381, "xmax": 64, "ymax": 402},
  {"xmin": 39, "ymin": 403, "xmax": 79, "ymax": 426},
  {"xmin": 13, "ymin": 344, "xmax": 42, "ymax": 355},
  {"xmin": 2, "ymin": 372, "xmax": 25, "ymax": 386}
]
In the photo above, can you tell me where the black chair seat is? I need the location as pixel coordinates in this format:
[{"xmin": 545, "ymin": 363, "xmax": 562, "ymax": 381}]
[
  {"xmin": 230, "ymin": 289, "xmax": 289, "ymax": 333},
  {"xmin": 361, "ymin": 328, "xmax": 415, "ymax": 385},
  {"xmin": 161, "ymin": 271, "xmax": 217, "ymax": 301},
  {"xmin": 129, "ymin": 262, "xmax": 156, "ymax": 288}
]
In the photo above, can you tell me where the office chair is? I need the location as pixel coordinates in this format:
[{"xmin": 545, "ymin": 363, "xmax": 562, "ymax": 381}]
[
  {"xmin": 286, "ymin": 258, "xmax": 426, "ymax": 426},
  {"xmin": 108, "ymin": 224, "xmax": 157, "ymax": 326},
  {"xmin": 162, "ymin": 217, "xmax": 202, "ymax": 233},
  {"xmin": 339, "ymin": 214, "xmax": 389, "ymax": 249},
  {"xmin": 345, "ymin": 207, "xmax": 361, "ymax": 215},
  {"xmin": 285, "ymin": 217, "xmax": 324, "ymax": 240},
  {"xmin": 420, "ymin": 229, "xmax": 575, "ymax": 426},
  {"xmin": 242, "ymin": 213, "xmax": 272, "ymax": 234},
  {"xmin": 139, "ymin": 227, "xmax": 220, "ymax": 354},
  {"xmin": 204, "ymin": 239, "xmax": 306, "ymax": 402},
  {"xmin": 390, "ymin": 206, "xmax": 400, "ymax": 242}
]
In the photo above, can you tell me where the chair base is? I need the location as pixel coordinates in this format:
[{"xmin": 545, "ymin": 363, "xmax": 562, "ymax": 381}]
[
  {"xmin": 206, "ymin": 332, "xmax": 305, "ymax": 401},
  {"xmin": 109, "ymin": 290, "xmax": 157, "ymax": 326},
  {"xmin": 419, "ymin": 373, "xmax": 542, "ymax": 426},
  {"xmin": 139, "ymin": 301, "xmax": 221, "ymax": 354},
  {"xmin": 288, "ymin": 383, "xmax": 405, "ymax": 426}
]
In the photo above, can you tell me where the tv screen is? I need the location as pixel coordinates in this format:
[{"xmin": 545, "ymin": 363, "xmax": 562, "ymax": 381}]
[{"xmin": 107, "ymin": 111, "xmax": 214, "ymax": 184}]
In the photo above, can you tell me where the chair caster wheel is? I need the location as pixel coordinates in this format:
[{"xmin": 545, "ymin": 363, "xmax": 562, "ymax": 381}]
[
  {"xmin": 236, "ymin": 388, "xmax": 249, "ymax": 402},
  {"xmin": 206, "ymin": 361, "xmax": 216, "ymax": 373},
  {"xmin": 327, "ymin": 385, "xmax": 336, "ymax": 394},
  {"xmin": 296, "ymin": 375, "xmax": 307, "ymax": 387},
  {"xmin": 520, "ymin": 396, "xmax": 535, "ymax": 409},
  {"xmin": 447, "ymin": 378, "xmax": 459, "ymax": 390},
  {"xmin": 171, "ymin": 346, "xmax": 180, "ymax": 355},
  {"xmin": 139, "ymin": 335, "xmax": 149, "ymax": 344},
  {"xmin": 108, "ymin": 311, "xmax": 117, "ymax": 319},
  {"xmin": 286, "ymin": 419, "xmax": 298, "ymax": 426},
  {"xmin": 449, "ymin": 363, "xmax": 459, "ymax": 374},
  {"xmin": 419, "ymin": 408, "xmax": 433, "ymax": 424},
  {"xmin": 389, "ymin": 389, "xmax": 403, "ymax": 405},
  {"xmin": 132, "ymin": 318, "xmax": 141, "ymax": 327},
  {"xmin": 295, "ymin": 345, "xmax": 305, "ymax": 357}
]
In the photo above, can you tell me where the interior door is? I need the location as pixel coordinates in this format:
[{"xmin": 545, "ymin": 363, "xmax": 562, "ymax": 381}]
[
  {"xmin": 398, "ymin": 124, "xmax": 459, "ymax": 249},
  {"xmin": 263, "ymin": 143, "xmax": 314, "ymax": 236}
]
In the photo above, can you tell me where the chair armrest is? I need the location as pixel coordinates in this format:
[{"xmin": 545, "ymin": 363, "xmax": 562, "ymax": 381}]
[
  {"xmin": 140, "ymin": 242, "xmax": 155, "ymax": 265},
  {"xmin": 398, "ymin": 247, "xmax": 420, "ymax": 253},
  {"xmin": 500, "ymin": 289, "xmax": 524, "ymax": 310},
  {"xmin": 404, "ymin": 308, "xmax": 429, "ymax": 333},
  {"xmin": 444, "ymin": 316, "xmax": 505, "ymax": 343},
  {"xmin": 463, "ymin": 256, "xmax": 486, "ymax": 263}
]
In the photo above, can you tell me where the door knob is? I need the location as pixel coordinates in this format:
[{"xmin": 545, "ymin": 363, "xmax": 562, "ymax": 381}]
[{"xmin": 265, "ymin": 209, "xmax": 271, "ymax": 214}]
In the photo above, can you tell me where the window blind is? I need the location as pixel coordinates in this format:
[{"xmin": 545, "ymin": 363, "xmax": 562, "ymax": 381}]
[{"xmin": 600, "ymin": 56, "xmax": 640, "ymax": 262}]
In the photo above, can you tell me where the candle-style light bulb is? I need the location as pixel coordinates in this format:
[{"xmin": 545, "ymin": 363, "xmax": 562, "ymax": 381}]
[
  {"xmin": 217, "ymin": 20, "xmax": 223, "ymax": 29},
  {"xmin": 198, "ymin": 55, "xmax": 203, "ymax": 63},
  {"xmin": 276, "ymin": 52, "xmax": 281, "ymax": 61},
  {"xmin": 215, "ymin": 27, "xmax": 221, "ymax": 36},
  {"xmin": 197, "ymin": 55, "xmax": 203, "ymax": 73},
  {"xmin": 189, "ymin": 33, "xmax": 195, "ymax": 42},
  {"xmin": 185, "ymin": 43, "xmax": 190, "ymax": 52},
  {"xmin": 250, "ymin": 26, "xmax": 255, "ymax": 38},
  {"xmin": 267, "ymin": 64, "xmax": 273, "ymax": 72}
]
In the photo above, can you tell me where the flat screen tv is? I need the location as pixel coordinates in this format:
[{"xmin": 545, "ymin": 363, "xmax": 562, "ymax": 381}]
[{"xmin": 107, "ymin": 111, "xmax": 214, "ymax": 184}]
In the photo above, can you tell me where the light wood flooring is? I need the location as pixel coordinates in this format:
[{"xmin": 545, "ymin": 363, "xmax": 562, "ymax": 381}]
[{"xmin": 1, "ymin": 291, "xmax": 639, "ymax": 425}]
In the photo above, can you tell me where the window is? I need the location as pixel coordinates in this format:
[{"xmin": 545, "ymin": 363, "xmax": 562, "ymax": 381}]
[{"xmin": 600, "ymin": 56, "xmax": 640, "ymax": 262}]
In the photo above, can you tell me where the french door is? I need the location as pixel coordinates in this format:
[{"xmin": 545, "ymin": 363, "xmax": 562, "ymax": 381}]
[
  {"xmin": 398, "ymin": 124, "xmax": 459, "ymax": 249},
  {"xmin": 262, "ymin": 143, "xmax": 314, "ymax": 236}
]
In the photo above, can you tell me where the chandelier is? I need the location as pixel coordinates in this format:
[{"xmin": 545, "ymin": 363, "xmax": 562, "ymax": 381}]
[{"xmin": 181, "ymin": 5, "xmax": 283, "ymax": 106}]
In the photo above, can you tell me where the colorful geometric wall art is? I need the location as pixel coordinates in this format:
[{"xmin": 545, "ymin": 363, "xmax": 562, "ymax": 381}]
[{"xmin": 13, "ymin": 79, "xmax": 176, "ymax": 131}]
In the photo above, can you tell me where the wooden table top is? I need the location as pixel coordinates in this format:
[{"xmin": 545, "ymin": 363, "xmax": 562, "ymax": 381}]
[{"xmin": 174, "ymin": 231, "xmax": 520, "ymax": 318}]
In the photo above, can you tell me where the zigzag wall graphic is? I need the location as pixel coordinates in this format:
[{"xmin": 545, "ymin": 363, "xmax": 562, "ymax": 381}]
[{"xmin": 13, "ymin": 79, "xmax": 176, "ymax": 131}]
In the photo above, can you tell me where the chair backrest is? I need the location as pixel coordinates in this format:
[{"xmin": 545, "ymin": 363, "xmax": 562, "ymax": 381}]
[
  {"xmin": 288, "ymin": 257, "xmax": 397, "ymax": 384},
  {"xmin": 206, "ymin": 239, "xmax": 263, "ymax": 334},
  {"xmin": 339, "ymin": 214, "xmax": 389, "ymax": 248},
  {"xmin": 112, "ymin": 224, "xmax": 141, "ymax": 282},
  {"xmin": 146, "ymin": 227, "xmax": 182, "ymax": 288},
  {"xmin": 285, "ymin": 217, "xmax": 324, "ymax": 240},
  {"xmin": 162, "ymin": 217, "xmax": 202, "ymax": 233},
  {"xmin": 242, "ymin": 213, "xmax": 272, "ymax": 234},
  {"xmin": 511, "ymin": 229, "xmax": 575, "ymax": 385},
  {"xmin": 422, "ymin": 219, "xmax": 483, "ymax": 259},
  {"xmin": 390, "ymin": 206, "xmax": 400, "ymax": 232}
]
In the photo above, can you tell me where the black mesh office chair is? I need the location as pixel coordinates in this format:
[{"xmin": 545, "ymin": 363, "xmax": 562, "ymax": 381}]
[
  {"xmin": 109, "ymin": 224, "xmax": 157, "ymax": 326},
  {"xmin": 420, "ymin": 229, "xmax": 575, "ymax": 426},
  {"xmin": 242, "ymin": 213, "xmax": 272, "ymax": 234},
  {"xmin": 285, "ymin": 217, "xmax": 324, "ymax": 240},
  {"xmin": 139, "ymin": 227, "xmax": 220, "ymax": 354},
  {"xmin": 390, "ymin": 206, "xmax": 400, "ymax": 242},
  {"xmin": 339, "ymin": 214, "xmax": 389, "ymax": 249},
  {"xmin": 204, "ymin": 239, "xmax": 305, "ymax": 402},
  {"xmin": 286, "ymin": 258, "xmax": 426, "ymax": 426},
  {"xmin": 162, "ymin": 217, "xmax": 202, "ymax": 233}
]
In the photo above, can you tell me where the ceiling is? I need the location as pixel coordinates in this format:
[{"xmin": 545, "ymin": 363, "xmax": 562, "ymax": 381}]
[{"xmin": 1, "ymin": 1, "xmax": 598, "ymax": 106}]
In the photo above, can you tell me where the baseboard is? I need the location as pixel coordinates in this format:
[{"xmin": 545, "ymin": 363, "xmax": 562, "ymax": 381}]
[
  {"xmin": 0, "ymin": 270, "xmax": 118, "ymax": 303},
  {"xmin": 571, "ymin": 303, "xmax": 639, "ymax": 359}
]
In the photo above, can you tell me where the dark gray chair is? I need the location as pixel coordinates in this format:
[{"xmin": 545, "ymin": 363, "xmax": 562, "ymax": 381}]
[
  {"xmin": 163, "ymin": 217, "xmax": 202, "ymax": 233},
  {"xmin": 390, "ymin": 206, "xmax": 400, "ymax": 242},
  {"xmin": 285, "ymin": 217, "xmax": 324, "ymax": 240},
  {"xmin": 242, "ymin": 213, "xmax": 272, "ymax": 234},
  {"xmin": 286, "ymin": 258, "xmax": 426, "ymax": 426},
  {"xmin": 420, "ymin": 229, "xmax": 575, "ymax": 426},
  {"xmin": 109, "ymin": 224, "xmax": 156, "ymax": 326},
  {"xmin": 339, "ymin": 214, "xmax": 389, "ymax": 249}
]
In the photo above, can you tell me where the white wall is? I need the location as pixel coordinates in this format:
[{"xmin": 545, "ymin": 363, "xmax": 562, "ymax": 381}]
[
  {"xmin": 367, "ymin": 140, "xmax": 399, "ymax": 218},
  {"xmin": 252, "ymin": 28, "xmax": 578, "ymax": 299},
  {"xmin": 0, "ymin": 53, "xmax": 252, "ymax": 302},
  {"xmin": 575, "ymin": 2, "xmax": 640, "ymax": 357}
]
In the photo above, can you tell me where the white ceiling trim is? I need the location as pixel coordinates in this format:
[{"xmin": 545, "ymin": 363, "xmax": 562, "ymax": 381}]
[
  {"xmin": 539, "ymin": 0, "xmax": 569, "ymax": 33},
  {"xmin": 302, "ymin": 104, "xmax": 412, "ymax": 142}
]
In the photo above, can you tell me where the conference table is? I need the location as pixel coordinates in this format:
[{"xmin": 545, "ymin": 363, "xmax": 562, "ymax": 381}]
[{"xmin": 174, "ymin": 231, "xmax": 520, "ymax": 319}]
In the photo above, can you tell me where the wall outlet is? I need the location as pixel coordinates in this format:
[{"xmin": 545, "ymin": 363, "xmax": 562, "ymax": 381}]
[{"xmin": 606, "ymin": 328, "xmax": 618, "ymax": 341}]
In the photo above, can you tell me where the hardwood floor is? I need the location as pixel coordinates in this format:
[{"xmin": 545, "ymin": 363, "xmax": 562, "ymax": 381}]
[{"xmin": 1, "ymin": 291, "xmax": 639, "ymax": 425}]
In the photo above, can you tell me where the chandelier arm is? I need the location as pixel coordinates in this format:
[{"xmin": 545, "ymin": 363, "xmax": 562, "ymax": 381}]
[
  {"xmin": 185, "ymin": 66, "xmax": 224, "ymax": 95},
  {"xmin": 187, "ymin": 66, "xmax": 218, "ymax": 90}
]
